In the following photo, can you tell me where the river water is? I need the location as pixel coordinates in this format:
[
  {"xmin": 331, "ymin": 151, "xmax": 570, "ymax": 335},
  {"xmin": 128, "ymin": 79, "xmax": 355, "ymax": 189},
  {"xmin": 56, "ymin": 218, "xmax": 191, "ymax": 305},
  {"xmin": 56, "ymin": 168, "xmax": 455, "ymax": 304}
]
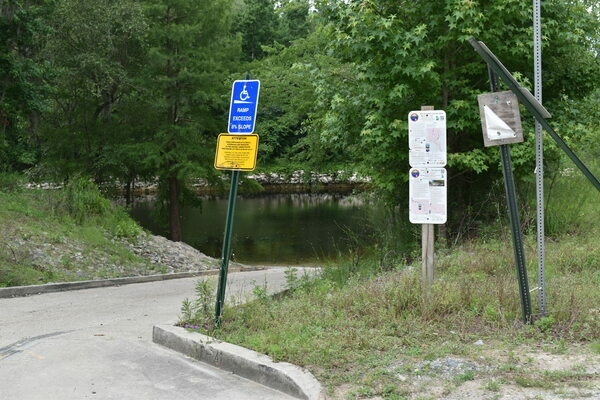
[{"xmin": 129, "ymin": 193, "xmax": 404, "ymax": 265}]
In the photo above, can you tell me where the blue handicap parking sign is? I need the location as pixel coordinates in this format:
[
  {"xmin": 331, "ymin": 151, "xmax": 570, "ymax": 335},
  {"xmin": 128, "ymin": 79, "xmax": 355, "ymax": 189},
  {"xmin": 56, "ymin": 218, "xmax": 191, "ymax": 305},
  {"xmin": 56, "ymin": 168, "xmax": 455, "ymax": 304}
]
[{"xmin": 228, "ymin": 80, "xmax": 260, "ymax": 134}]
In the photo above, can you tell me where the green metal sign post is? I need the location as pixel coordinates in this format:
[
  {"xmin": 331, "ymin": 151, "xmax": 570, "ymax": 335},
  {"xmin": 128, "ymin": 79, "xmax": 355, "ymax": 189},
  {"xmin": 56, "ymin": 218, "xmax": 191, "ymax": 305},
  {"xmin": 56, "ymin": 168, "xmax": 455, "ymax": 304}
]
[
  {"xmin": 488, "ymin": 68, "xmax": 532, "ymax": 324},
  {"xmin": 499, "ymin": 144, "xmax": 532, "ymax": 323},
  {"xmin": 214, "ymin": 169, "xmax": 240, "ymax": 325},
  {"xmin": 470, "ymin": 38, "xmax": 600, "ymax": 322},
  {"xmin": 214, "ymin": 74, "xmax": 257, "ymax": 326}
]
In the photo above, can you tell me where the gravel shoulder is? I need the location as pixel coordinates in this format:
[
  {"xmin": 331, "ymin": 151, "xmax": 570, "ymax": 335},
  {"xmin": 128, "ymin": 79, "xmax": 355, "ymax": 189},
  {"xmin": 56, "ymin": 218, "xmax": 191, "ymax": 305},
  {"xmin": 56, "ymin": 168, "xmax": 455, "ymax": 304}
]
[
  {"xmin": 121, "ymin": 233, "xmax": 222, "ymax": 273},
  {"xmin": 1, "ymin": 230, "xmax": 222, "ymax": 286},
  {"xmin": 1, "ymin": 189, "xmax": 225, "ymax": 287}
]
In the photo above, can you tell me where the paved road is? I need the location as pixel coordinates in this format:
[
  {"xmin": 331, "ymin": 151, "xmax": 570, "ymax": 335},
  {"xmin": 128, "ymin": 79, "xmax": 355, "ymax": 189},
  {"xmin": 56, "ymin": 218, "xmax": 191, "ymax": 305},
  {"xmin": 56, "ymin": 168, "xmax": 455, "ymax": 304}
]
[{"xmin": 0, "ymin": 268, "xmax": 311, "ymax": 400}]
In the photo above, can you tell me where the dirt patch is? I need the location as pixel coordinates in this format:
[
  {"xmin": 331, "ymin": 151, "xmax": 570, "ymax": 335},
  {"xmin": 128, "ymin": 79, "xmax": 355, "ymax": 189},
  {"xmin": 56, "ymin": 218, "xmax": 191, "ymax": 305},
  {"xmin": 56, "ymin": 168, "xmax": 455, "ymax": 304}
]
[
  {"xmin": 445, "ymin": 379, "xmax": 598, "ymax": 400},
  {"xmin": 525, "ymin": 349, "xmax": 600, "ymax": 375},
  {"xmin": 333, "ymin": 344, "xmax": 599, "ymax": 400}
]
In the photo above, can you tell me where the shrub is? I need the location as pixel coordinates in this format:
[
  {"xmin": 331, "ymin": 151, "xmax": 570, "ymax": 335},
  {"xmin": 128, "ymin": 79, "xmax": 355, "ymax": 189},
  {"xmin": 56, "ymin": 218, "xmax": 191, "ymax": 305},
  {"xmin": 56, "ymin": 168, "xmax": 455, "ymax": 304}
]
[
  {"xmin": 111, "ymin": 210, "xmax": 144, "ymax": 239},
  {"xmin": 179, "ymin": 279, "xmax": 216, "ymax": 328},
  {"xmin": 62, "ymin": 176, "xmax": 111, "ymax": 223},
  {"xmin": 0, "ymin": 172, "xmax": 24, "ymax": 192},
  {"xmin": 534, "ymin": 316, "xmax": 556, "ymax": 333}
]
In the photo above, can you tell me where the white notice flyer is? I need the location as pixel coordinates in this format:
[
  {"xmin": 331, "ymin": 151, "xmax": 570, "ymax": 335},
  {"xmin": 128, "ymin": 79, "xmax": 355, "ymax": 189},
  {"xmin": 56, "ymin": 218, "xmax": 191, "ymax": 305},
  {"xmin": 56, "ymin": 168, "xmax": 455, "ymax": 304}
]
[
  {"xmin": 409, "ymin": 167, "xmax": 447, "ymax": 224},
  {"xmin": 408, "ymin": 110, "xmax": 447, "ymax": 167}
]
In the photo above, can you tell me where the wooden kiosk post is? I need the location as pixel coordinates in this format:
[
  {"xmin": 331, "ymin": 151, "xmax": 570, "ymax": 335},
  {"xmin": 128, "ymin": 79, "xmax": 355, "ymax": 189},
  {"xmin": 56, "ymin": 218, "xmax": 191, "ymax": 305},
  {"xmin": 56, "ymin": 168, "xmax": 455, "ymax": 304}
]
[
  {"xmin": 420, "ymin": 105, "xmax": 435, "ymax": 290},
  {"xmin": 409, "ymin": 105, "xmax": 446, "ymax": 292}
]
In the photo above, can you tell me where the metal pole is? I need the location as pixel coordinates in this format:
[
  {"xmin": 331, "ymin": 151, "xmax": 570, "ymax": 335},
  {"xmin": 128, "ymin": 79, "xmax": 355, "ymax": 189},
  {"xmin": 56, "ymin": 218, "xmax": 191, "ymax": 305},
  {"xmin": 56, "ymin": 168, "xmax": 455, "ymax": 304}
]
[
  {"xmin": 489, "ymin": 67, "xmax": 532, "ymax": 324},
  {"xmin": 214, "ymin": 170, "xmax": 240, "ymax": 325},
  {"xmin": 500, "ymin": 145, "xmax": 532, "ymax": 323},
  {"xmin": 533, "ymin": 0, "xmax": 547, "ymax": 316}
]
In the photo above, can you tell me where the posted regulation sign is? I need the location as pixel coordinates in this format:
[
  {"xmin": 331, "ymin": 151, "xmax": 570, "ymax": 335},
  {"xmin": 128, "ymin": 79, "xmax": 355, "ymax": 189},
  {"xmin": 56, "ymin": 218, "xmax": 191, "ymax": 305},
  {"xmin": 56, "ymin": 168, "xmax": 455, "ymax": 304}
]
[
  {"xmin": 228, "ymin": 80, "xmax": 260, "ymax": 134},
  {"xmin": 214, "ymin": 134, "xmax": 259, "ymax": 171},
  {"xmin": 409, "ymin": 167, "xmax": 447, "ymax": 224},
  {"xmin": 408, "ymin": 110, "xmax": 447, "ymax": 167},
  {"xmin": 408, "ymin": 109, "xmax": 447, "ymax": 224}
]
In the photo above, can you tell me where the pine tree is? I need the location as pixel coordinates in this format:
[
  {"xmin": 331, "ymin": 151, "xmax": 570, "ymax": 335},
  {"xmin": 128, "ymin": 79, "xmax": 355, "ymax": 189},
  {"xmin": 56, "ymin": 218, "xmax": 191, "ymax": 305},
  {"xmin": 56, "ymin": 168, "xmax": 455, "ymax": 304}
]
[{"xmin": 142, "ymin": 0, "xmax": 240, "ymax": 240}]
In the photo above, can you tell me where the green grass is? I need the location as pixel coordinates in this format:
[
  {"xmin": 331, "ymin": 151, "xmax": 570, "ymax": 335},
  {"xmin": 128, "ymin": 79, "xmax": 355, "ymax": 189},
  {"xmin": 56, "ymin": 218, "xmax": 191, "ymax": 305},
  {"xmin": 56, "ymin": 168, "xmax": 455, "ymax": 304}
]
[
  {"xmin": 542, "ymin": 160, "xmax": 600, "ymax": 237},
  {"xmin": 454, "ymin": 371, "xmax": 475, "ymax": 383},
  {"xmin": 484, "ymin": 380, "xmax": 501, "ymax": 392},
  {"xmin": 0, "ymin": 177, "xmax": 149, "ymax": 286},
  {"xmin": 180, "ymin": 227, "xmax": 599, "ymax": 396},
  {"xmin": 512, "ymin": 368, "xmax": 596, "ymax": 390}
]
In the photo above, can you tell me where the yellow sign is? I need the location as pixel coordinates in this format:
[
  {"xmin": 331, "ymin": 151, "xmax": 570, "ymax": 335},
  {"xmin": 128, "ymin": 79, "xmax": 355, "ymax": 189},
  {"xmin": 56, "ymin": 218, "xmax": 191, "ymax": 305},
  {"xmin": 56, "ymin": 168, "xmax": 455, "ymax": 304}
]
[{"xmin": 214, "ymin": 133, "xmax": 259, "ymax": 171}]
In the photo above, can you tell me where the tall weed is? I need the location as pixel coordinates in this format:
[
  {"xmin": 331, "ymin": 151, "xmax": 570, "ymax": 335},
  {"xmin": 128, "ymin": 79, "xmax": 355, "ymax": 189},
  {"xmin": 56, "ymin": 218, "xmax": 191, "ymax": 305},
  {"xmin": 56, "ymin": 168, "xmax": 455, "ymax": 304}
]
[
  {"xmin": 179, "ymin": 279, "xmax": 216, "ymax": 328},
  {"xmin": 56, "ymin": 176, "xmax": 142, "ymax": 239},
  {"xmin": 0, "ymin": 172, "xmax": 24, "ymax": 192},
  {"xmin": 62, "ymin": 176, "xmax": 111, "ymax": 223}
]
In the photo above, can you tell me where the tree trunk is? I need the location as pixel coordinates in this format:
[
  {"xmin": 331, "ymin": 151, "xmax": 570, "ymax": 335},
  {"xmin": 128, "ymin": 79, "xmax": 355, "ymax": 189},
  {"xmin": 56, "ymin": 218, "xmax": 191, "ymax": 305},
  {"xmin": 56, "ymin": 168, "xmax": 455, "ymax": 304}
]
[
  {"xmin": 125, "ymin": 179, "xmax": 136, "ymax": 206},
  {"xmin": 125, "ymin": 181, "xmax": 132, "ymax": 206},
  {"xmin": 169, "ymin": 175, "xmax": 182, "ymax": 241}
]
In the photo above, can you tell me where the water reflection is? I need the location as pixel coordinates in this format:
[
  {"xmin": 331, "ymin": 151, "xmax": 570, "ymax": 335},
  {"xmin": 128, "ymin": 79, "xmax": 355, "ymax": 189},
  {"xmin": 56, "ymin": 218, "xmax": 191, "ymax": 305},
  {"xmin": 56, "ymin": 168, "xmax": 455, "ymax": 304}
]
[{"xmin": 129, "ymin": 193, "xmax": 389, "ymax": 265}]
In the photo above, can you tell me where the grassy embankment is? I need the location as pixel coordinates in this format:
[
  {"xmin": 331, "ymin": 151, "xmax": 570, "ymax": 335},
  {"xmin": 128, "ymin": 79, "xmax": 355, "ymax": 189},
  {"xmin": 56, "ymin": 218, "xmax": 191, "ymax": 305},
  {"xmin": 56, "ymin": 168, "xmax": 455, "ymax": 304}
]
[
  {"xmin": 0, "ymin": 175, "xmax": 150, "ymax": 287},
  {"xmin": 182, "ymin": 166, "xmax": 600, "ymax": 399}
]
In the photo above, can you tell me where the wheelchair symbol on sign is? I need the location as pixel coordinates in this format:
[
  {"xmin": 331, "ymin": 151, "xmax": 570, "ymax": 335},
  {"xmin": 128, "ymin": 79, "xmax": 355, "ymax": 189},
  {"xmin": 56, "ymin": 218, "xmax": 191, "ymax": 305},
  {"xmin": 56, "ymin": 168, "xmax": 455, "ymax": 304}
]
[
  {"xmin": 240, "ymin": 84, "xmax": 250, "ymax": 101},
  {"xmin": 234, "ymin": 83, "xmax": 253, "ymax": 104}
]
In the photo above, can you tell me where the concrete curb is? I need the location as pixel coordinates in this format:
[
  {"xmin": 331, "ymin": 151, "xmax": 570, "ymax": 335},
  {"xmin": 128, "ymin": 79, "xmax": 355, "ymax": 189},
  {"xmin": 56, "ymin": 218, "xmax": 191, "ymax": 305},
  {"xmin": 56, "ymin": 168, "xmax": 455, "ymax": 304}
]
[
  {"xmin": 153, "ymin": 324, "xmax": 325, "ymax": 400},
  {"xmin": 0, "ymin": 266, "xmax": 263, "ymax": 298}
]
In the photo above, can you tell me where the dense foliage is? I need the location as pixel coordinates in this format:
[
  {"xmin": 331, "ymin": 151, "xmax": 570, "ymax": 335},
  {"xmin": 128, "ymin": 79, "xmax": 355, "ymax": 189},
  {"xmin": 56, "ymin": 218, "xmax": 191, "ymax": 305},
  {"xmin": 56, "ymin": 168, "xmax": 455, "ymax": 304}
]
[
  {"xmin": 310, "ymin": 0, "xmax": 600, "ymax": 213},
  {"xmin": 1, "ymin": 0, "xmax": 598, "ymax": 239}
]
